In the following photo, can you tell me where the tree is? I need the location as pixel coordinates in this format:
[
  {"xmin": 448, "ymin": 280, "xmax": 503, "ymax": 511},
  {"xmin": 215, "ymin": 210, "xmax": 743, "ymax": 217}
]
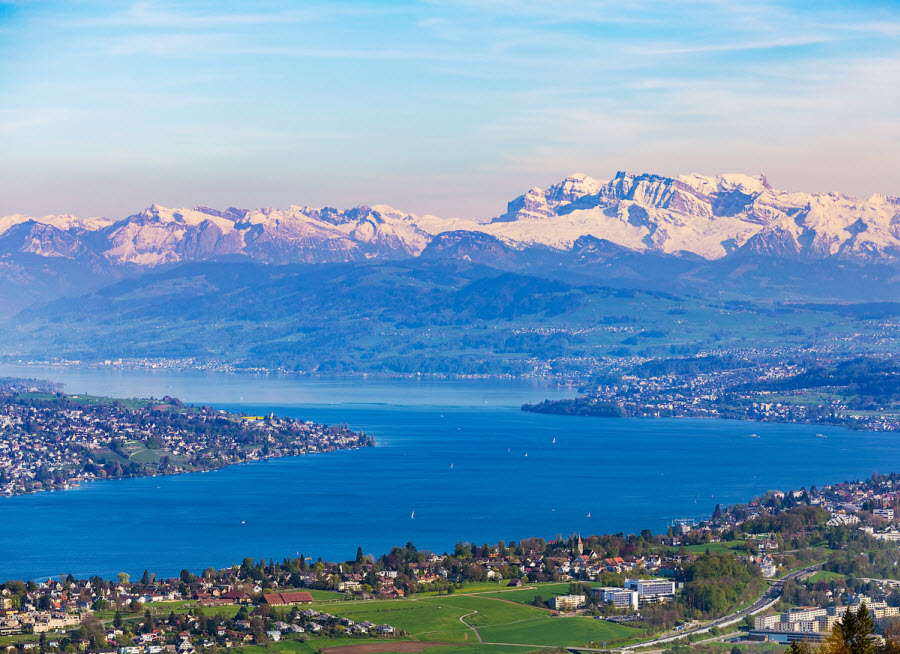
[
  {"xmin": 140, "ymin": 570, "xmax": 150, "ymax": 585},
  {"xmin": 113, "ymin": 610, "xmax": 124, "ymax": 628},
  {"xmin": 356, "ymin": 547, "xmax": 365, "ymax": 564},
  {"xmin": 879, "ymin": 618, "xmax": 900, "ymax": 654},
  {"xmin": 847, "ymin": 604, "xmax": 877, "ymax": 654},
  {"xmin": 824, "ymin": 622, "xmax": 852, "ymax": 654},
  {"xmin": 143, "ymin": 609, "xmax": 155, "ymax": 633},
  {"xmin": 117, "ymin": 572, "xmax": 130, "ymax": 585},
  {"xmin": 826, "ymin": 605, "xmax": 876, "ymax": 654},
  {"xmin": 79, "ymin": 615, "xmax": 105, "ymax": 640}
]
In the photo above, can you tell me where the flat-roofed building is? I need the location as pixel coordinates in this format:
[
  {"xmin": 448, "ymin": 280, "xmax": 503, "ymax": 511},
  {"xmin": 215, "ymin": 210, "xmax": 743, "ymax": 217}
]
[
  {"xmin": 550, "ymin": 594, "xmax": 586, "ymax": 611},
  {"xmin": 624, "ymin": 578, "xmax": 675, "ymax": 599},
  {"xmin": 592, "ymin": 588, "xmax": 639, "ymax": 610}
]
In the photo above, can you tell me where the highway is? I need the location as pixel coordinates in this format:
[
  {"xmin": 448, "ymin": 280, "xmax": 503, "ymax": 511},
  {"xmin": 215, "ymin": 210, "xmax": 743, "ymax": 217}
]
[{"xmin": 614, "ymin": 563, "xmax": 823, "ymax": 651}]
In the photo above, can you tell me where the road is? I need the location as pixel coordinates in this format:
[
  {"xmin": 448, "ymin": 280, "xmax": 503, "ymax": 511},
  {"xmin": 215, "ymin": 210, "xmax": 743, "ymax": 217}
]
[{"xmin": 616, "ymin": 563, "xmax": 822, "ymax": 651}]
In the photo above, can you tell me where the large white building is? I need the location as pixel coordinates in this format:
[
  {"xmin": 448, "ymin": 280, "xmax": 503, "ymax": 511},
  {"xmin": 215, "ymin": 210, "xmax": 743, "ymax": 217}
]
[
  {"xmin": 592, "ymin": 587, "xmax": 639, "ymax": 610},
  {"xmin": 624, "ymin": 578, "xmax": 676, "ymax": 599}
]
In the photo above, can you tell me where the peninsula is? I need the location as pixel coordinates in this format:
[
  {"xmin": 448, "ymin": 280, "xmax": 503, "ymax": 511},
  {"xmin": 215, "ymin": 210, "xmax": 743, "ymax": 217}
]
[{"xmin": 0, "ymin": 377, "xmax": 373, "ymax": 496}]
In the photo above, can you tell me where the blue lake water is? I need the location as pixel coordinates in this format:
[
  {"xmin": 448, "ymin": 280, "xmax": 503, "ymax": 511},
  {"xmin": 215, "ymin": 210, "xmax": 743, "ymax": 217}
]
[{"xmin": 0, "ymin": 364, "xmax": 896, "ymax": 581}]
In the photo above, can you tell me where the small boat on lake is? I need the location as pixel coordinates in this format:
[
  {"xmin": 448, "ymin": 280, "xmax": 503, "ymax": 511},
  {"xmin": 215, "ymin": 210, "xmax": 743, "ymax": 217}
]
[{"xmin": 748, "ymin": 433, "xmax": 759, "ymax": 438}]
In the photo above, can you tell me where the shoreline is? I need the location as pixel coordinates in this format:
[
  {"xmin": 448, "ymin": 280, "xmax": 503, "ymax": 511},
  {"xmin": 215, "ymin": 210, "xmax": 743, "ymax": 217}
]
[{"xmin": 0, "ymin": 388, "xmax": 373, "ymax": 498}]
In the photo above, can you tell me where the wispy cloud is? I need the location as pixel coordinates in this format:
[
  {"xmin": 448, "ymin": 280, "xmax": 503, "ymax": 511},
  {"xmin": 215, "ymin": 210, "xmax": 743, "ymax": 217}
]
[
  {"xmin": 3, "ymin": 0, "xmax": 900, "ymax": 216},
  {"xmin": 632, "ymin": 34, "xmax": 834, "ymax": 56},
  {"xmin": 72, "ymin": 1, "xmax": 373, "ymax": 28}
]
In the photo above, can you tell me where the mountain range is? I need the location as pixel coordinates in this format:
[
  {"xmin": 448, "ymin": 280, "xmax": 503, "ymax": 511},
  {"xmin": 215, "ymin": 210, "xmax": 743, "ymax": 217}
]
[
  {"xmin": 4, "ymin": 171, "xmax": 900, "ymax": 272},
  {"xmin": 3, "ymin": 170, "xmax": 900, "ymax": 371}
]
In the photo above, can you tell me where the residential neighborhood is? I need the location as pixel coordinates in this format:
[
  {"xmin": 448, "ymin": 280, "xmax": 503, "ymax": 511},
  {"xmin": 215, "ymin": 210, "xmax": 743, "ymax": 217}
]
[{"xmin": 0, "ymin": 379, "xmax": 373, "ymax": 496}]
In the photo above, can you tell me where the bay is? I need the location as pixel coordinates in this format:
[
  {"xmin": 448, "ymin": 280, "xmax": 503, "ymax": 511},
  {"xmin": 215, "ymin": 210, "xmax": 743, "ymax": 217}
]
[{"xmin": 0, "ymin": 364, "xmax": 894, "ymax": 581}]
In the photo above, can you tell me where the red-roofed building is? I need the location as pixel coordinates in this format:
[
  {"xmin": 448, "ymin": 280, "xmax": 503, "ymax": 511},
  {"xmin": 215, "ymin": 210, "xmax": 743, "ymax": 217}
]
[{"xmin": 260, "ymin": 592, "xmax": 313, "ymax": 606}]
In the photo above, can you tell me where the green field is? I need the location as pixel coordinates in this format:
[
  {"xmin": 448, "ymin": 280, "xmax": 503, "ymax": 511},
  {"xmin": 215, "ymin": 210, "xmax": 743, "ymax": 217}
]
[
  {"xmin": 303, "ymin": 598, "xmax": 471, "ymax": 642},
  {"xmin": 452, "ymin": 583, "xmax": 510, "ymax": 594},
  {"xmin": 477, "ymin": 615, "xmax": 640, "ymax": 647},
  {"xmin": 297, "ymin": 594, "xmax": 641, "ymax": 650},
  {"xmin": 474, "ymin": 583, "xmax": 592, "ymax": 605},
  {"xmin": 807, "ymin": 570, "xmax": 847, "ymax": 583},
  {"xmin": 233, "ymin": 642, "xmax": 535, "ymax": 654},
  {"xmin": 680, "ymin": 541, "xmax": 748, "ymax": 554},
  {"xmin": 422, "ymin": 596, "xmax": 547, "ymax": 627},
  {"xmin": 305, "ymin": 589, "xmax": 347, "ymax": 601},
  {"xmin": 391, "ymin": 646, "xmax": 535, "ymax": 654},
  {"xmin": 233, "ymin": 640, "xmax": 320, "ymax": 654}
]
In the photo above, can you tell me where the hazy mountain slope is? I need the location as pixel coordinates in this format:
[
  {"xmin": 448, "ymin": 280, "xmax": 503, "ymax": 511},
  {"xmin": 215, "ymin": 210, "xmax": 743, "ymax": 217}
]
[
  {"xmin": 0, "ymin": 222, "xmax": 125, "ymax": 310},
  {"xmin": 5, "ymin": 259, "xmax": 895, "ymax": 373},
  {"xmin": 419, "ymin": 231, "xmax": 900, "ymax": 301}
]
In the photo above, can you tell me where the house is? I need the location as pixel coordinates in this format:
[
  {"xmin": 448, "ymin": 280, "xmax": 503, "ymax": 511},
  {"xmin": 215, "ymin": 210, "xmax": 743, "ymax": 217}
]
[
  {"xmin": 260, "ymin": 592, "xmax": 313, "ymax": 606},
  {"xmin": 265, "ymin": 631, "xmax": 282, "ymax": 642},
  {"xmin": 221, "ymin": 591, "xmax": 252, "ymax": 605}
]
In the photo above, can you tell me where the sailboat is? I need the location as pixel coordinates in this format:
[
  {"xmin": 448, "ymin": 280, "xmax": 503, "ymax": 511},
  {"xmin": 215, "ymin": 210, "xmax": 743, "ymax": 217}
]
[
  {"xmin": 586, "ymin": 512, "xmax": 591, "ymax": 519},
  {"xmin": 450, "ymin": 463, "xmax": 454, "ymax": 469},
  {"xmin": 524, "ymin": 452, "xmax": 528, "ymax": 457},
  {"xmin": 410, "ymin": 510, "xmax": 415, "ymax": 519},
  {"xmin": 552, "ymin": 437, "xmax": 556, "ymax": 444}
]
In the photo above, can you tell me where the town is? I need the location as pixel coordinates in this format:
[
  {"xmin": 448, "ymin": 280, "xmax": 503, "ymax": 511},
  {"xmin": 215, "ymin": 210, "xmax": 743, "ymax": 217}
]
[
  {"xmin": 5, "ymin": 474, "xmax": 900, "ymax": 653},
  {"xmin": 524, "ymin": 355, "xmax": 900, "ymax": 432},
  {"xmin": 0, "ymin": 378, "xmax": 373, "ymax": 496}
]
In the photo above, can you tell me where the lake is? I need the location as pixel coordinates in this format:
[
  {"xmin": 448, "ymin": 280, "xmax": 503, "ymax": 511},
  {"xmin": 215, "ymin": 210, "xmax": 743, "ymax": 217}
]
[{"xmin": 0, "ymin": 364, "xmax": 894, "ymax": 581}]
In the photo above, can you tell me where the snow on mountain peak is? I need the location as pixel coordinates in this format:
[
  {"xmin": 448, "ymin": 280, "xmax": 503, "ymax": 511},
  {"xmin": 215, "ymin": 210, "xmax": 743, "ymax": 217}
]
[{"xmin": 2, "ymin": 170, "xmax": 899, "ymax": 266}]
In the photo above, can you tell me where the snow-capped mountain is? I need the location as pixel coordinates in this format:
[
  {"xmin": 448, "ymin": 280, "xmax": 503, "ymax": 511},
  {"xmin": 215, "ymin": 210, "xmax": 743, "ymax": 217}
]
[
  {"xmin": 3, "ymin": 171, "xmax": 899, "ymax": 268},
  {"xmin": 472, "ymin": 172, "xmax": 900, "ymax": 261}
]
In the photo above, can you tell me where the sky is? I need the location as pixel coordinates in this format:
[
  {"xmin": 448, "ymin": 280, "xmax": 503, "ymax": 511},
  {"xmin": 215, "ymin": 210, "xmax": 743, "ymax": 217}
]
[{"xmin": 2, "ymin": 0, "xmax": 899, "ymax": 220}]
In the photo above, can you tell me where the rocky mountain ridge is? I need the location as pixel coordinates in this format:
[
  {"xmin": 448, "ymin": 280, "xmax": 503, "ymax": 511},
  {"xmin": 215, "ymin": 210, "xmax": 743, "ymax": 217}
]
[{"xmin": 3, "ymin": 171, "xmax": 900, "ymax": 268}]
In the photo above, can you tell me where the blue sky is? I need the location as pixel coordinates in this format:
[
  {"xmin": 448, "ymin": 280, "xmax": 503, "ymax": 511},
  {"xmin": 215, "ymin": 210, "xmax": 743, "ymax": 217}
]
[{"xmin": 2, "ymin": 0, "xmax": 899, "ymax": 219}]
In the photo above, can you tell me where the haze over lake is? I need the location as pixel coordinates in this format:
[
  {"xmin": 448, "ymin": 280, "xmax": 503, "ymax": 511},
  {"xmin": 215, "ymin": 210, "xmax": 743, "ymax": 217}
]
[{"xmin": 0, "ymin": 365, "xmax": 892, "ymax": 581}]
